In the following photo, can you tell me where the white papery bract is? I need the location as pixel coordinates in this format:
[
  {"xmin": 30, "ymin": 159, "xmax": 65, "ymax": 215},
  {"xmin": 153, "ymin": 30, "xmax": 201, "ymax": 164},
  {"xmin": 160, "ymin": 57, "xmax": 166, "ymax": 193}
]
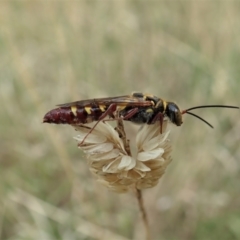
[{"xmin": 74, "ymin": 121, "xmax": 172, "ymax": 193}]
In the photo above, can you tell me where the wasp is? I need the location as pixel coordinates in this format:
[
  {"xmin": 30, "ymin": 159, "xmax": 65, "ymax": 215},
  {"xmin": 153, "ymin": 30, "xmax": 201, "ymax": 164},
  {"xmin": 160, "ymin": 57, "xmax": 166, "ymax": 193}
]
[{"xmin": 43, "ymin": 92, "xmax": 239, "ymax": 144}]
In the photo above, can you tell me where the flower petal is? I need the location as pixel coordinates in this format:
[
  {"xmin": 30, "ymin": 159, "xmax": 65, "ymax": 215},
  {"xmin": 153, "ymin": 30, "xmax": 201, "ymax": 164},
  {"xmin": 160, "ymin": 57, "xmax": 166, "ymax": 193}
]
[
  {"xmin": 83, "ymin": 143, "xmax": 114, "ymax": 154},
  {"xmin": 159, "ymin": 130, "xmax": 171, "ymax": 144},
  {"xmin": 137, "ymin": 149, "xmax": 164, "ymax": 161},
  {"xmin": 118, "ymin": 169, "xmax": 146, "ymax": 179},
  {"xmin": 131, "ymin": 169, "xmax": 147, "ymax": 178},
  {"xmin": 118, "ymin": 156, "xmax": 136, "ymax": 170},
  {"xmin": 137, "ymin": 179, "xmax": 159, "ymax": 189},
  {"xmin": 74, "ymin": 132, "xmax": 107, "ymax": 144},
  {"xmin": 141, "ymin": 130, "xmax": 171, "ymax": 151},
  {"xmin": 136, "ymin": 124, "xmax": 159, "ymax": 149},
  {"xmin": 135, "ymin": 161, "xmax": 151, "ymax": 172},
  {"xmin": 144, "ymin": 158, "xmax": 165, "ymax": 169},
  {"xmin": 142, "ymin": 135, "xmax": 162, "ymax": 151},
  {"xmin": 102, "ymin": 157, "xmax": 121, "ymax": 173},
  {"xmin": 88, "ymin": 149, "xmax": 120, "ymax": 161},
  {"xmin": 94, "ymin": 122, "xmax": 127, "ymax": 153}
]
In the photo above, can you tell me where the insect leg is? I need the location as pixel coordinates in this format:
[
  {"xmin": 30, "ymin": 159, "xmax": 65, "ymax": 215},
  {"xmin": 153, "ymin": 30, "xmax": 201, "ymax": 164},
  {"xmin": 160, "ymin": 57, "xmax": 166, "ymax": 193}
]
[
  {"xmin": 150, "ymin": 112, "xmax": 164, "ymax": 134},
  {"xmin": 103, "ymin": 107, "xmax": 139, "ymax": 122},
  {"xmin": 78, "ymin": 103, "xmax": 117, "ymax": 145},
  {"xmin": 121, "ymin": 108, "xmax": 139, "ymax": 120}
]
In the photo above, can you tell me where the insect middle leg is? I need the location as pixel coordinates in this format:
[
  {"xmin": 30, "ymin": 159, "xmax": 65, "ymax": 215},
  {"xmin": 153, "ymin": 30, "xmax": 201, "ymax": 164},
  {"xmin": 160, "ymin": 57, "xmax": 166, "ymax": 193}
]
[
  {"xmin": 150, "ymin": 112, "xmax": 164, "ymax": 134},
  {"xmin": 103, "ymin": 107, "xmax": 139, "ymax": 123}
]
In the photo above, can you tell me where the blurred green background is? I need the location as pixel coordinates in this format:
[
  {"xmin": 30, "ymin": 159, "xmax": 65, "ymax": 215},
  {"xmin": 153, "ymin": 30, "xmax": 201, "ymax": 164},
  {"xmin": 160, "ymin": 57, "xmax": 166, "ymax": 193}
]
[{"xmin": 0, "ymin": 1, "xmax": 240, "ymax": 240}]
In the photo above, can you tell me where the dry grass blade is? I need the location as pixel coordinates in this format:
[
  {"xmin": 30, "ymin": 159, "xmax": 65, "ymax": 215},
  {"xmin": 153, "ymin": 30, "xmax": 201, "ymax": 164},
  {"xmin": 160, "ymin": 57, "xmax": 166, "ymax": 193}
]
[{"xmin": 9, "ymin": 188, "xmax": 130, "ymax": 240}]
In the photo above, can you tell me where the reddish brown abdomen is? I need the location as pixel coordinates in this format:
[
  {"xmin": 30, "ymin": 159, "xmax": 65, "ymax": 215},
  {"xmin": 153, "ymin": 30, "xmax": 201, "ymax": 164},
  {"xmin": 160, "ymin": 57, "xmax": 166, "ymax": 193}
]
[{"xmin": 43, "ymin": 106, "xmax": 103, "ymax": 125}]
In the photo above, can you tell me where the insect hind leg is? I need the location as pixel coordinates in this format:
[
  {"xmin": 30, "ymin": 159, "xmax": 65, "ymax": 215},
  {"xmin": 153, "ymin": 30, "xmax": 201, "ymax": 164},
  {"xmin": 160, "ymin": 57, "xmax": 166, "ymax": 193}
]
[{"xmin": 78, "ymin": 103, "xmax": 117, "ymax": 145}]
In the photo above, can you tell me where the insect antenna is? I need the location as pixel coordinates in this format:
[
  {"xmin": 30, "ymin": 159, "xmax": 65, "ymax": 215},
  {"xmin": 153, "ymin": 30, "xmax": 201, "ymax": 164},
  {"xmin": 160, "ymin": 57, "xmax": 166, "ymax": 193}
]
[
  {"xmin": 183, "ymin": 105, "xmax": 239, "ymax": 112},
  {"xmin": 184, "ymin": 111, "xmax": 214, "ymax": 128},
  {"xmin": 181, "ymin": 105, "xmax": 239, "ymax": 128}
]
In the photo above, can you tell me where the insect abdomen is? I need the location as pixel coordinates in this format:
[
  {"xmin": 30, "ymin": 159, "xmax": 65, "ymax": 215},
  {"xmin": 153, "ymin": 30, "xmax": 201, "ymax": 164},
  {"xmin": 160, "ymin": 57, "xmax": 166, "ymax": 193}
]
[{"xmin": 43, "ymin": 106, "xmax": 104, "ymax": 125}]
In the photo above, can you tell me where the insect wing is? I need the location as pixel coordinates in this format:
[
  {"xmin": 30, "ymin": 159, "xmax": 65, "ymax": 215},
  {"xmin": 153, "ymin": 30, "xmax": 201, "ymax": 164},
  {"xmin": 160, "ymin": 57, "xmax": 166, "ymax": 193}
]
[{"xmin": 56, "ymin": 95, "xmax": 153, "ymax": 108}]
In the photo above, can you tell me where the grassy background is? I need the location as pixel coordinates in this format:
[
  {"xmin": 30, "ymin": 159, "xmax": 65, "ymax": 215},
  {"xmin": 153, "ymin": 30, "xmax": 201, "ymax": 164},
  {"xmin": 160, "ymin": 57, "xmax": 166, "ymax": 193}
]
[{"xmin": 0, "ymin": 1, "xmax": 240, "ymax": 239}]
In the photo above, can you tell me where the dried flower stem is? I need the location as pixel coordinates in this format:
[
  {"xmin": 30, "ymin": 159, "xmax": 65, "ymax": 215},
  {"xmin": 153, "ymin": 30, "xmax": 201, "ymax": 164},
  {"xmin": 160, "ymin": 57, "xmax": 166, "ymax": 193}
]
[
  {"xmin": 115, "ymin": 119, "xmax": 131, "ymax": 156},
  {"xmin": 75, "ymin": 120, "xmax": 171, "ymax": 237},
  {"xmin": 116, "ymin": 119, "xmax": 151, "ymax": 240},
  {"xmin": 135, "ymin": 188, "xmax": 151, "ymax": 240}
]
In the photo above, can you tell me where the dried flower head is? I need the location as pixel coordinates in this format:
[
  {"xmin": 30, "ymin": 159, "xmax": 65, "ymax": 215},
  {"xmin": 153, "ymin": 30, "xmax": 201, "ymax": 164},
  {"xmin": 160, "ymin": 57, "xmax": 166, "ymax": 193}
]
[{"xmin": 74, "ymin": 121, "xmax": 172, "ymax": 193}]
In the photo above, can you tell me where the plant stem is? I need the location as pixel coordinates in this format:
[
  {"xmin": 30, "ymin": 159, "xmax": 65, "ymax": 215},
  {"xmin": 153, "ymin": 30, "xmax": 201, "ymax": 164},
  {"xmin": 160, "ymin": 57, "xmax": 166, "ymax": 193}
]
[
  {"xmin": 116, "ymin": 119, "xmax": 131, "ymax": 155},
  {"xmin": 136, "ymin": 188, "xmax": 151, "ymax": 240},
  {"xmin": 116, "ymin": 119, "xmax": 151, "ymax": 239}
]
